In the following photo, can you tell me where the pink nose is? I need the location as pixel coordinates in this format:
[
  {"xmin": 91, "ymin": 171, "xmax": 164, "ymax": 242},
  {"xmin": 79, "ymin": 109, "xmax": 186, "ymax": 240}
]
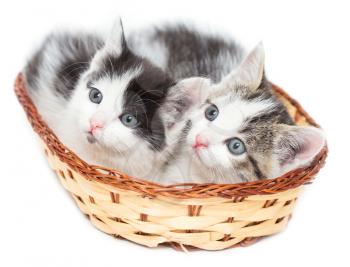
[
  {"xmin": 89, "ymin": 119, "xmax": 104, "ymax": 133},
  {"xmin": 193, "ymin": 134, "xmax": 209, "ymax": 149}
]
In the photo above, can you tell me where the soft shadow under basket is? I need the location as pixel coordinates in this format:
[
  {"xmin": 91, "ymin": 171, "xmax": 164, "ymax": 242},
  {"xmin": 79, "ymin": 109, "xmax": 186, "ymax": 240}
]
[{"xmin": 15, "ymin": 73, "xmax": 327, "ymax": 251}]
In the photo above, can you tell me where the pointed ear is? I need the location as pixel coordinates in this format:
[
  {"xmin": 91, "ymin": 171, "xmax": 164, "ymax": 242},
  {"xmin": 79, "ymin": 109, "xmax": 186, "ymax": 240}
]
[
  {"xmin": 222, "ymin": 42, "xmax": 265, "ymax": 91},
  {"xmin": 273, "ymin": 125, "xmax": 326, "ymax": 175},
  {"xmin": 103, "ymin": 18, "xmax": 127, "ymax": 55},
  {"xmin": 176, "ymin": 77, "xmax": 211, "ymax": 106},
  {"xmin": 89, "ymin": 18, "xmax": 127, "ymax": 71},
  {"xmin": 161, "ymin": 77, "xmax": 211, "ymax": 128}
]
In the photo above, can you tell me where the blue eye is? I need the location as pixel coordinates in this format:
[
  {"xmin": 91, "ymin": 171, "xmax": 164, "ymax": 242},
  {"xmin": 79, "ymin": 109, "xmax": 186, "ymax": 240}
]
[
  {"xmin": 89, "ymin": 88, "xmax": 103, "ymax": 104},
  {"xmin": 205, "ymin": 104, "xmax": 219, "ymax": 121},
  {"xmin": 120, "ymin": 113, "xmax": 139, "ymax": 128},
  {"xmin": 227, "ymin": 138, "xmax": 246, "ymax": 155}
]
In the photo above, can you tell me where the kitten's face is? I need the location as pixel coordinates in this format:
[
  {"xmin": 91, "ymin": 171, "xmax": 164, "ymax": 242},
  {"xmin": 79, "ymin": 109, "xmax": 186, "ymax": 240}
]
[
  {"xmin": 68, "ymin": 21, "xmax": 174, "ymax": 172},
  {"xmin": 185, "ymin": 43, "xmax": 325, "ymax": 183},
  {"xmin": 187, "ymin": 89, "xmax": 291, "ymax": 182}
]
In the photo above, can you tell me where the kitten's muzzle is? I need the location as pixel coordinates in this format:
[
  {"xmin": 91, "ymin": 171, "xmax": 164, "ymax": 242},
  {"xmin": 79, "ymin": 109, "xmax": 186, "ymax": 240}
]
[
  {"xmin": 192, "ymin": 134, "xmax": 209, "ymax": 150},
  {"xmin": 89, "ymin": 119, "xmax": 104, "ymax": 135}
]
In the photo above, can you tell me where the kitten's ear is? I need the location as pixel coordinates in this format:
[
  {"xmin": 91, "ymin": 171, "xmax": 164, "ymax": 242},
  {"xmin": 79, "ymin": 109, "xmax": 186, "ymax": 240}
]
[
  {"xmin": 273, "ymin": 125, "xmax": 326, "ymax": 176},
  {"xmin": 103, "ymin": 18, "xmax": 127, "ymax": 55},
  {"xmin": 161, "ymin": 77, "xmax": 211, "ymax": 128},
  {"xmin": 89, "ymin": 18, "xmax": 127, "ymax": 71},
  {"xmin": 176, "ymin": 77, "xmax": 211, "ymax": 106},
  {"xmin": 222, "ymin": 42, "xmax": 265, "ymax": 91}
]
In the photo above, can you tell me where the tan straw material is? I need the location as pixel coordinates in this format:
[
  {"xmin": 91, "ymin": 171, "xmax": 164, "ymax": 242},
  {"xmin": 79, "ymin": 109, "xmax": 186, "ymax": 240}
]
[{"xmin": 14, "ymin": 73, "xmax": 327, "ymax": 250}]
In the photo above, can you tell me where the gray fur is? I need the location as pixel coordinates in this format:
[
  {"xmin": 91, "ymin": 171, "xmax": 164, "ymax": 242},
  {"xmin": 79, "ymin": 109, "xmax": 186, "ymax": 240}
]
[
  {"xmin": 25, "ymin": 32, "xmax": 103, "ymax": 100},
  {"xmin": 129, "ymin": 24, "xmax": 245, "ymax": 81}
]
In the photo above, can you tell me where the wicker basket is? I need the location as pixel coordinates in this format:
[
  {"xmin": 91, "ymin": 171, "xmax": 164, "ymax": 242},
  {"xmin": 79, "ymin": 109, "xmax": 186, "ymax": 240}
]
[{"xmin": 15, "ymin": 73, "xmax": 327, "ymax": 251}]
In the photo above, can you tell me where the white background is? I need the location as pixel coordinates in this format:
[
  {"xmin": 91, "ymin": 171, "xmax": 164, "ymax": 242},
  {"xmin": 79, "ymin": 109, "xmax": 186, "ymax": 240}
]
[{"xmin": 0, "ymin": 0, "xmax": 349, "ymax": 266}]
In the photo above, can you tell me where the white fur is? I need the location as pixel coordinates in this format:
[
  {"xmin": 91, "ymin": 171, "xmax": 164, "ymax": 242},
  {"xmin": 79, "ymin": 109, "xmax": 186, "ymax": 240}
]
[
  {"xmin": 27, "ymin": 25, "xmax": 170, "ymax": 179},
  {"xmin": 54, "ymin": 61, "xmax": 176, "ymax": 179},
  {"xmin": 160, "ymin": 94, "xmax": 277, "ymax": 184}
]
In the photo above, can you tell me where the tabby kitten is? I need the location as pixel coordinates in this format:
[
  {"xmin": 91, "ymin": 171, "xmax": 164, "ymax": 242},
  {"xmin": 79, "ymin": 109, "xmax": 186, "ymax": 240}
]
[{"xmin": 129, "ymin": 25, "xmax": 325, "ymax": 183}]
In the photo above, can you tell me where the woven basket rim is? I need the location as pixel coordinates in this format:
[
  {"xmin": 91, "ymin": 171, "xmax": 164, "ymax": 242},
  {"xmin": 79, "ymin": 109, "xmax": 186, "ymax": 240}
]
[{"xmin": 14, "ymin": 73, "xmax": 328, "ymax": 199}]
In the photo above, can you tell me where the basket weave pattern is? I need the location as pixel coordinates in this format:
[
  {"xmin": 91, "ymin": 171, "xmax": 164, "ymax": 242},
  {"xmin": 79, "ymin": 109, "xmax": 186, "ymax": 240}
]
[{"xmin": 15, "ymin": 74, "xmax": 327, "ymax": 250}]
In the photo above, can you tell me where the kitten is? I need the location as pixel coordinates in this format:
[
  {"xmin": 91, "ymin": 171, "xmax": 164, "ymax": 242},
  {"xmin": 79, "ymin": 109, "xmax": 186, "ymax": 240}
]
[
  {"xmin": 24, "ymin": 20, "xmax": 201, "ymax": 179},
  {"xmin": 130, "ymin": 25, "xmax": 326, "ymax": 184}
]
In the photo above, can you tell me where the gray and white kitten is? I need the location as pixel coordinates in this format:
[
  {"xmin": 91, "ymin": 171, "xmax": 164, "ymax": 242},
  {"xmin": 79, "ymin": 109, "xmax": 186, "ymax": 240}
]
[
  {"xmin": 24, "ymin": 21, "xmax": 200, "ymax": 179},
  {"xmin": 129, "ymin": 25, "xmax": 326, "ymax": 184}
]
